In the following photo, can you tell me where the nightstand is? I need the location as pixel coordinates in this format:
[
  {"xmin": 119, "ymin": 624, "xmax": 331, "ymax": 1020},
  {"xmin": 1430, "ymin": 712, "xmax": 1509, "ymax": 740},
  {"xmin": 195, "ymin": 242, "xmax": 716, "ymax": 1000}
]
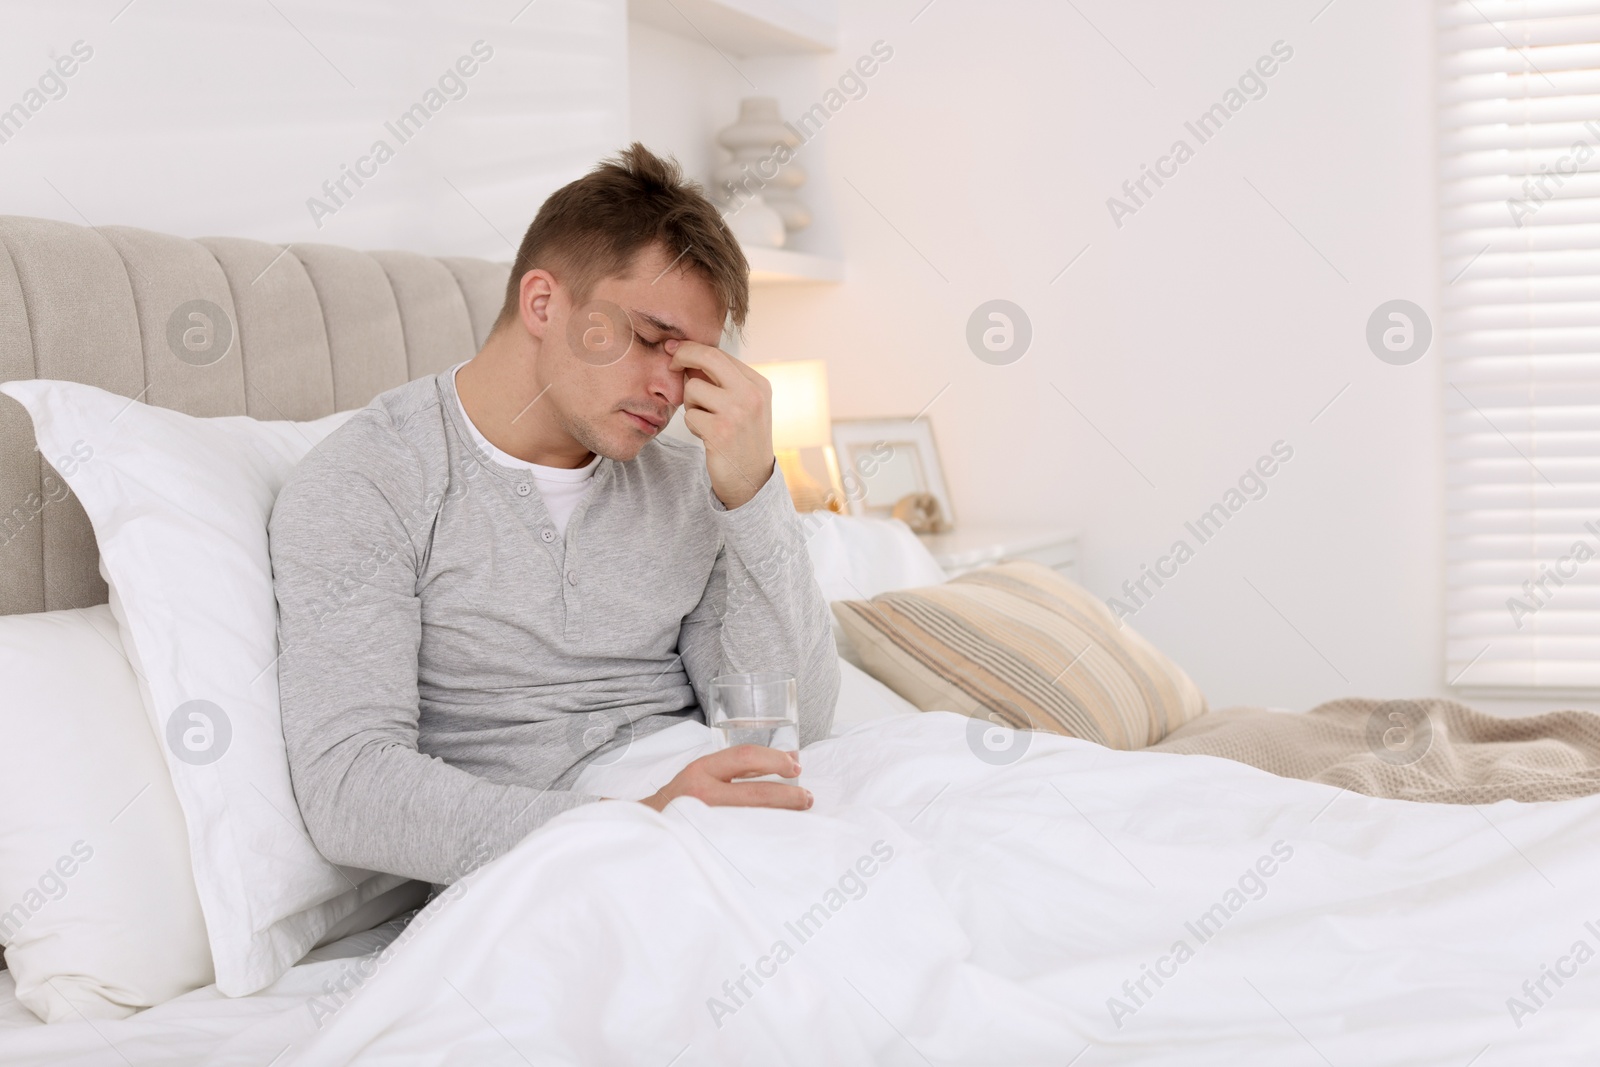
[{"xmin": 916, "ymin": 527, "xmax": 1080, "ymax": 581}]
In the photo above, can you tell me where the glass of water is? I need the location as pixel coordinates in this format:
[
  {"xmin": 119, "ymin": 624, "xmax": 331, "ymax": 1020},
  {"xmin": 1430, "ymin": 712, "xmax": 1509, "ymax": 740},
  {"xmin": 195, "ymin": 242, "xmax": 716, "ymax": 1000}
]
[{"xmin": 709, "ymin": 671, "xmax": 799, "ymax": 784}]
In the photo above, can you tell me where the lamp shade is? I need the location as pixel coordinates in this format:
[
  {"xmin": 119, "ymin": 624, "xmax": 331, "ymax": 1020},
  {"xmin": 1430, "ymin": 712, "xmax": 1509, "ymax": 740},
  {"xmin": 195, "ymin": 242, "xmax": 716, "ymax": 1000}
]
[{"xmin": 750, "ymin": 359, "xmax": 832, "ymax": 450}]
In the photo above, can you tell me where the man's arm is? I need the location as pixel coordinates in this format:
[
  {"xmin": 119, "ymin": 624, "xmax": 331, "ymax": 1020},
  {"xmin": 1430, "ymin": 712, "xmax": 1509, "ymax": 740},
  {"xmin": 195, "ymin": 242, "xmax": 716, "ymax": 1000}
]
[
  {"xmin": 268, "ymin": 450, "xmax": 599, "ymax": 886},
  {"xmin": 667, "ymin": 339, "xmax": 840, "ymax": 746},
  {"xmin": 677, "ymin": 464, "xmax": 840, "ymax": 745}
]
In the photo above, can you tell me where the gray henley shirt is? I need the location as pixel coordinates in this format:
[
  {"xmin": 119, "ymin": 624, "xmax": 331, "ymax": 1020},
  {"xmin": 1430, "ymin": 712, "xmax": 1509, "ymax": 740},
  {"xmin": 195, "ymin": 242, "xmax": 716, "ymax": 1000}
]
[{"xmin": 267, "ymin": 365, "xmax": 839, "ymax": 886}]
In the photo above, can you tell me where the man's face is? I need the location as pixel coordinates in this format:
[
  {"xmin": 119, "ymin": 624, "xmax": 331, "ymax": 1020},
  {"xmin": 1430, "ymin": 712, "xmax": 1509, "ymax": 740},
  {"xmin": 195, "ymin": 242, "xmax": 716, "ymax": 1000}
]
[{"xmin": 540, "ymin": 244, "xmax": 726, "ymax": 463}]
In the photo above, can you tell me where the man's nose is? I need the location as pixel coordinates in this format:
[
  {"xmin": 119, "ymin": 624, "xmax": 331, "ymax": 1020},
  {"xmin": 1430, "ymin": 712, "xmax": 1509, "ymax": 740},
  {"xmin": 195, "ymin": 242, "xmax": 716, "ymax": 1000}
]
[{"xmin": 648, "ymin": 355, "xmax": 684, "ymax": 410}]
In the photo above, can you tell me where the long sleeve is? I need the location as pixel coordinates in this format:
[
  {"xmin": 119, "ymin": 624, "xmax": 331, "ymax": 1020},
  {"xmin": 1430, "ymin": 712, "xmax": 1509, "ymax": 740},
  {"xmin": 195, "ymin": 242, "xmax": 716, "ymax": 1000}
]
[
  {"xmin": 268, "ymin": 457, "xmax": 600, "ymax": 887},
  {"xmin": 678, "ymin": 463, "xmax": 841, "ymax": 746}
]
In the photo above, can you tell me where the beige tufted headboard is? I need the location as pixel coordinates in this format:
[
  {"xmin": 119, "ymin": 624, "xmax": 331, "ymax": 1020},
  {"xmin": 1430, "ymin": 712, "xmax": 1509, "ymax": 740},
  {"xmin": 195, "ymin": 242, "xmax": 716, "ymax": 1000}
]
[{"xmin": 0, "ymin": 215, "xmax": 510, "ymax": 618}]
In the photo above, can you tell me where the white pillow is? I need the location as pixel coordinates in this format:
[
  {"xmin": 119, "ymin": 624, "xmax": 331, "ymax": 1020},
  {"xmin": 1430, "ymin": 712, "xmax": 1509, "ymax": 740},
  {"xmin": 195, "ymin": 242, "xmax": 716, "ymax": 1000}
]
[
  {"xmin": 801, "ymin": 513, "xmax": 948, "ymax": 668},
  {"xmin": 0, "ymin": 605, "xmax": 213, "ymax": 1022},
  {"xmin": 830, "ymin": 657, "xmax": 920, "ymax": 735},
  {"xmin": 0, "ymin": 379, "xmax": 411, "ymax": 996},
  {"xmin": 802, "ymin": 512, "xmax": 948, "ymax": 601}
]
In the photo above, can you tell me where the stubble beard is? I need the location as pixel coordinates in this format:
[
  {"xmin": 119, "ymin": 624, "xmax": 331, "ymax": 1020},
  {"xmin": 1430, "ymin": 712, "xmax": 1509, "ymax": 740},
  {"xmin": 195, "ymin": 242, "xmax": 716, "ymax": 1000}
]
[{"xmin": 557, "ymin": 402, "xmax": 648, "ymax": 464}]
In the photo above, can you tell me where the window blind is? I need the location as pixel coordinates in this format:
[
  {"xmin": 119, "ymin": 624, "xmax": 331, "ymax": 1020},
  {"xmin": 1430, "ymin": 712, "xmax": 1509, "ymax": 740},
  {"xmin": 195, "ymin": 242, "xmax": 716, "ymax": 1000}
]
[{"xmin": 1439, "ymin": 0, "xmax": 1600, "ymax": 690}]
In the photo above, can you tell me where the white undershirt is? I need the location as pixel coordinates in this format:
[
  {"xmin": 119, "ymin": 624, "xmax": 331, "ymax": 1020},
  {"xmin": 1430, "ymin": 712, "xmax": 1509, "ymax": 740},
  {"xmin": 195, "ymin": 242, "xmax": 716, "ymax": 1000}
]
[{"xmin": 451, "ymin": 361, "xmax": 599, "ymax": 537}]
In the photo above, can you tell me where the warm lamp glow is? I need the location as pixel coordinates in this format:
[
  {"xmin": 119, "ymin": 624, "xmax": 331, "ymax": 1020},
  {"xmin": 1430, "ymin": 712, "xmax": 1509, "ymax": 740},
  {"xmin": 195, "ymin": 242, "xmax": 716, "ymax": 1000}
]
[
  {"xmin": 750, "ymin": 359, "xmax": 832, "ymax": 449},
  {"xmin": 749, "ymin": 359, "xmax": 841, "ymax": 513}
]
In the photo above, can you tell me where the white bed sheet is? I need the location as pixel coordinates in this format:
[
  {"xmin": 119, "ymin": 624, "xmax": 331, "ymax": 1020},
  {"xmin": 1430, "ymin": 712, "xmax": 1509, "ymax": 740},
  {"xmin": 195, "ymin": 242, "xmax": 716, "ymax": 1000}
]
[
  {"xmin": 0, "ymin": 662, "xmax": 903, "ymax": 1063},
  {"xmin": 0, "ymin": 919, "xmax": 410, "ymax": 1065},
  {"xmin": 6, "ymin": 709, "xmax": 1600, "ymax": 1065}
]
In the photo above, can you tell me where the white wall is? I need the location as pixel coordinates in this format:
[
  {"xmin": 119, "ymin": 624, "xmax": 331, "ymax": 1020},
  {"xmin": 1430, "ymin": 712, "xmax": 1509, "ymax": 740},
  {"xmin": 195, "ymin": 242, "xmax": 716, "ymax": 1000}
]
[
  {"xmin": 0, "ymin": 0, "xmax": 629, "ymax": 258},
  {"xmin": 629, "ymin": 0, "xmax": 1590, "ymax": 716},
  {"xmin": 3, "ymin": 0, "xmax": 1584, "ymax": 715}
]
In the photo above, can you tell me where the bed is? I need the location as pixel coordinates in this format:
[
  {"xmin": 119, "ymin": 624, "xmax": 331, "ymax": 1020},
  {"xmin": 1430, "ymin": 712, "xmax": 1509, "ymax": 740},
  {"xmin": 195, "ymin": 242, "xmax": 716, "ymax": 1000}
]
[{"xmin": 3, "ymin": 215, "xmax": 1600, "ymax": 1066}]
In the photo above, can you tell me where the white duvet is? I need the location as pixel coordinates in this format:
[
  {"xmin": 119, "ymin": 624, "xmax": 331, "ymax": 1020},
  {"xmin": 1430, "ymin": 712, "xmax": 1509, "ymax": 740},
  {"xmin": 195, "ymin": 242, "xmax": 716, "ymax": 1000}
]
[{"xmin": 6, "ymin": 711, "xmax": 1600, "ymax": 1066}]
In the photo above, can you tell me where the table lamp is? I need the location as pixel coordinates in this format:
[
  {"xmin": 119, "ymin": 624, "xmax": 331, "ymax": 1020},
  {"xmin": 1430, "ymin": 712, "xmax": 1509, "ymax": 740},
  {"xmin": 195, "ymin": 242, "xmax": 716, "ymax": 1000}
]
[{"xmin": 749, "ymin": 359, "xmax": 844, "ymax": 513}]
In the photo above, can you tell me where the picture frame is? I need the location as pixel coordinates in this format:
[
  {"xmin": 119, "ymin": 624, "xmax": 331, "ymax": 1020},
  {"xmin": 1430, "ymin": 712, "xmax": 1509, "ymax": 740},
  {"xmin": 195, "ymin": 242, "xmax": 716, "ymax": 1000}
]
[{"xmin": 830, "ymin": 417, "xmax": 955, "ymax": 528}]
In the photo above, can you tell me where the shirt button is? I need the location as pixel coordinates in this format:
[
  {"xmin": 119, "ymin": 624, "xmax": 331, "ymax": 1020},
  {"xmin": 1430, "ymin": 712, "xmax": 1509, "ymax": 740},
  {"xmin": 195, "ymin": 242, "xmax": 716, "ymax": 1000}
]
[
  {"xmin": 516, "ymin": 483, "xmax": 531, "ymax": 497},
  {"xmin": 540, "ymin": 528, "xmax": 555, "ymax": 543},
  {"xmin": 566, "ymin": 569, "xmax": 578, "ymax": 586}
]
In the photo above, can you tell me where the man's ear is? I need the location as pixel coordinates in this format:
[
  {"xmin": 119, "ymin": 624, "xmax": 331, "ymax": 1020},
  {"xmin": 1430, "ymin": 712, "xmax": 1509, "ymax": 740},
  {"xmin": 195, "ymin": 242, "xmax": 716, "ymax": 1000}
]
[{"xmin": 518, "ymin": 269, "xmax": 557, "ymax": 340}]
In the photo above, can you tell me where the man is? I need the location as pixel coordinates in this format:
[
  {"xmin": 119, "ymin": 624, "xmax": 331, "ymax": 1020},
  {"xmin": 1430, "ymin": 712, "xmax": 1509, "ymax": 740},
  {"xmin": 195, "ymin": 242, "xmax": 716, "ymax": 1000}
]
[{"xmin": 267, "ymin": 143, "xmax": 840, "ymax": 887}]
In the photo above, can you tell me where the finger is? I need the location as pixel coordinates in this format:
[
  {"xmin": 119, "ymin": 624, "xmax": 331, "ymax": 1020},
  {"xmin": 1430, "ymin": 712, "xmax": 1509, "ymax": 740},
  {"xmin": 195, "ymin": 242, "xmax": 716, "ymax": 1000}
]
[
  {"xmin": 682, "ymin": 375, "xmax": 726, "ymax": 415},
  {"xmin": 702, "ymin": 744, "xmax": 801, "ymax": 781},
  {"xmin": 668, "ymin": 340, "xmax": 741, "ymax": 388},
  {"xmin": 707, "ymin": 743, "xmax": 801, "ymax": 779},
  {"xmin": 704, "ymin": 780, "xmax": 813, "ymax": 811},
  {"xmin": 678, "ymin": 342, "xmax": 765, "ymax": 390}
]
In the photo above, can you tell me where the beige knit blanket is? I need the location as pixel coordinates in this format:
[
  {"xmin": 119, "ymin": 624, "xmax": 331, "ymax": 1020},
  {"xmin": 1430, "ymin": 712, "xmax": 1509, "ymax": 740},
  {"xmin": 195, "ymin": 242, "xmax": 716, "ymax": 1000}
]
[{"xmin": 1147, "ymin": 697, "xmax": 1600, "ymax": 804}]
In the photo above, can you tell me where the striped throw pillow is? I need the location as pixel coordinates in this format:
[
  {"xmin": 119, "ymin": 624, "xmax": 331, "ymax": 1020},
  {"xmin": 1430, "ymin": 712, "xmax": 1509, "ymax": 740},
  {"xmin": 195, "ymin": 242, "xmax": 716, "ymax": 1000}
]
[{"xmin": 831, "ymin": 560, "xmax": 1207, "ymax": 749}]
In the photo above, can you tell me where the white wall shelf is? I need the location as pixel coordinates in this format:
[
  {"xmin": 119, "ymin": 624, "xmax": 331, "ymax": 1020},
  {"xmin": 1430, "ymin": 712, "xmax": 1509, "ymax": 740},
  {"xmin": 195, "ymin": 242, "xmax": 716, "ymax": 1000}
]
[
  {"xmin": 628, "ymin": 0, "xmax": 836, "ymax": 57},
  {"xmin": 746, "ymin": 245, "xmax": 843, "ymax": 284}
]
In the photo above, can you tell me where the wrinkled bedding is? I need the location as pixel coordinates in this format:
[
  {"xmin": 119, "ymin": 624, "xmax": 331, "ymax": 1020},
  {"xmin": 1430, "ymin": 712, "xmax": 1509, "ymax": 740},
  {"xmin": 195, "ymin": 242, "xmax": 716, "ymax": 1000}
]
[
  {"xmin": 1152, "ymin": 697, "xmax": 1600, "ymax": 803},
  {"xmin": 7, "ymin": 710, "xmax": 1600, "ymax": 1066}
]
